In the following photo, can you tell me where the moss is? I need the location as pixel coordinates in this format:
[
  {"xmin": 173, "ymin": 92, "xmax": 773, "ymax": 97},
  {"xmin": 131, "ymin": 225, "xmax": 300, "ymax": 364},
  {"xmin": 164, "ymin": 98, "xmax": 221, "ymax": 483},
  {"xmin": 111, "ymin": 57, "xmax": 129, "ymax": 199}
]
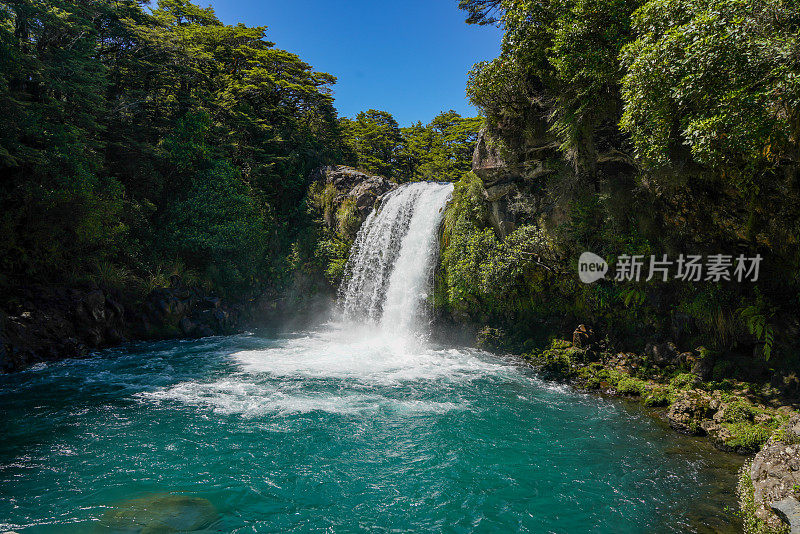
[
  {"xmin": 584, "ymin": 376, "xmax": 602, "ymax": 389},
  {"xmin": 643, "ymin": 386, "xmax": 672, "ymax": 407},
  {"xmin": 477, "ymin": 326, "xmax": 507, "ymax": 350},
  {"xmin": 541, "ymin": 351, "xmax": 573, "ymax": 378},
  {"xmin": 776, "ymin": 426, "xmax": 800, "ymax": 446},
  {"xmin": 335, "ymin": 197, "xmax": 361, "ymax": 239},
  {"xmin": 549, "ymin": 338, "xmax": 572, "ymax": 350},
  {"xmin": 724, "ymin": 421, "xmax": 777, "ymax": 452},
  {"xmin": 737, "ymin": 461, "xmax": 789, "ymax": 534},
  {"xmin": 721, "ymin": 401, "xmax": 758, "ymax": 424},
  {"xmin": 670, "ymin": 372, "xmax": 701, "ymax": 390},
  {"xmin": 616, "ymin": 376, "xmax": 647, "ymax": 396}
]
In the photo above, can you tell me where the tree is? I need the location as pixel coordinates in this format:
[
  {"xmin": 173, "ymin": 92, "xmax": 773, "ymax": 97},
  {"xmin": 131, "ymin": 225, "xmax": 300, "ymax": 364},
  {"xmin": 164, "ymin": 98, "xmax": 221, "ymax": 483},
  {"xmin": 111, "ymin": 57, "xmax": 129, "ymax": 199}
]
[
  {"xmin": 341, "ymin": 110, "xmax": 403, "ymax": 177},
  {"xmin": 342, "ymin": 109, "xmax": 481, "ymax": 182},
  {"xmin": 400, "ymin": 111, "xmax": 481, "ymax": 182},
  {"xmin": 0, "ymin": 0, "xmax": 344, "ymax": 295}
]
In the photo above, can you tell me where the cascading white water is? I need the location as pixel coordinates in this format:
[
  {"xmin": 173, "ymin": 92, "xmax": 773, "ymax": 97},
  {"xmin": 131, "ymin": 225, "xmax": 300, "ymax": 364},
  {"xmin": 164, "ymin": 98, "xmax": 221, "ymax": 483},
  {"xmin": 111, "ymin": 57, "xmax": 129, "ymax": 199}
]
[{"xmin": 338, "ymin": 182, "xmax": 454, "ymax": 335}]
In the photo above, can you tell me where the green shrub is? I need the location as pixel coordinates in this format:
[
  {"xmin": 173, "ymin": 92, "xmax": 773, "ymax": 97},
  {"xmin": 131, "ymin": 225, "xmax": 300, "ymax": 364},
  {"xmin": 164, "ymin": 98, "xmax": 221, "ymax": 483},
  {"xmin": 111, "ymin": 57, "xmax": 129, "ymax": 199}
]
[
  {"xmin": 721, "ymin": 401, "xmax": 757, "ymax": 424},
  {"xmin": 724, "ymin": 422, "xmax": 775, "ymax": 452},
  {"xmin": 539, "ymin": 350, "xmax": 574, "ymax": 378},
  {"xmin": 336, "ymin": 198, "xmax": 361, "ymax": 239},
  {"xmin": 550, "ymin": 339, "xmax": 572, "ymax": 350}
]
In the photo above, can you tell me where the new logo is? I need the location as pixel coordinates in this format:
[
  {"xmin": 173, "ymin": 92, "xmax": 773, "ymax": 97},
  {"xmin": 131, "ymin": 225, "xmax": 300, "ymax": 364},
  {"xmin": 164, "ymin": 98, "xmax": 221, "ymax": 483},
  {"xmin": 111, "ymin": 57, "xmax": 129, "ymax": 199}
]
[{"xmin": 578, "ymin": 252, "xmax": 608, "ymax": 284}]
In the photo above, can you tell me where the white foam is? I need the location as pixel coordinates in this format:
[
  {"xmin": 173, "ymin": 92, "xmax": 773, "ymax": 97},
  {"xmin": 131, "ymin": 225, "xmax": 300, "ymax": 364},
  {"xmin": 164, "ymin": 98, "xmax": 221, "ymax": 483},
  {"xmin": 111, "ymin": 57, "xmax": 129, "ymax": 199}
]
[
  {"xmin": 231, "ymin": 325, "xmax": 509, "ymax": 385},
  {"xmin": 134, "ymin": 325, "xmax": 516, "ymax": 418},
  {"xmin": 137, "ymin": 379, "xmax": 462, "ymax": 417}
]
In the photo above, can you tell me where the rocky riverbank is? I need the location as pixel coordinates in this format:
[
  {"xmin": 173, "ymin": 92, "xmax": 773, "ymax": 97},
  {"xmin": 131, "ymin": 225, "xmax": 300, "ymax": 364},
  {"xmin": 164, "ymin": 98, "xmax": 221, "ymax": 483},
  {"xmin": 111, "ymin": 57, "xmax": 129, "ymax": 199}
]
[
  {"xmin": 740, "ymin": 423, "xmax": 800, "ymax": 534},
  {"xmin": 517, "ymin": 325, "xmax": 800, "ymax": 532}
]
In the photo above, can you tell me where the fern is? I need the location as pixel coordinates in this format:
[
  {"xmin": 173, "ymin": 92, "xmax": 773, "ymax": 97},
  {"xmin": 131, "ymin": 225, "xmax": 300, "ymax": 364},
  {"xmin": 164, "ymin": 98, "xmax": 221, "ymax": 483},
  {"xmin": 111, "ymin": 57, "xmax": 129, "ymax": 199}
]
[
  {"xmin": 739, "ymin": 305, "xmax": 776, "ymax": 360},
  {"xmin": 620, "ymin": 287, "xmax": 645, "ymax": 307}
]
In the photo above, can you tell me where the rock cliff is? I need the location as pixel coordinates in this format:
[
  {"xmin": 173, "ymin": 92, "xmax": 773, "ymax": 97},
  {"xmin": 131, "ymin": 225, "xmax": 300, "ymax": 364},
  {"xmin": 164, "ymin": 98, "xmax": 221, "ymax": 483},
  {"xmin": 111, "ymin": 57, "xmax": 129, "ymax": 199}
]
[{"xmin": 0, "ymin": 282, "xmax": 241, "ymax": 373}]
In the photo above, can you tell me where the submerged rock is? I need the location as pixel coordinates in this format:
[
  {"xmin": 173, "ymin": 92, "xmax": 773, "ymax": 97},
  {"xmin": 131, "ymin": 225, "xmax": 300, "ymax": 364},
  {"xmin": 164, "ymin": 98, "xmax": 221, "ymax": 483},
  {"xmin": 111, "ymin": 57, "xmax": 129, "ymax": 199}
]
[{"xmin": 98, "ymin": 494, "xmax": 219, "ymax": 533}]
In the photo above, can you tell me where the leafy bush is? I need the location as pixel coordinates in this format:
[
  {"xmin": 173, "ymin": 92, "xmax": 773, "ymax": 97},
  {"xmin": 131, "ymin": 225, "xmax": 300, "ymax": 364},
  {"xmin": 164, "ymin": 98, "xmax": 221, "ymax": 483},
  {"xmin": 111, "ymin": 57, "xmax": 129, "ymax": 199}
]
[{"xmin": 724, "ymin": 422, "xmax": 775, "ymax": 453}]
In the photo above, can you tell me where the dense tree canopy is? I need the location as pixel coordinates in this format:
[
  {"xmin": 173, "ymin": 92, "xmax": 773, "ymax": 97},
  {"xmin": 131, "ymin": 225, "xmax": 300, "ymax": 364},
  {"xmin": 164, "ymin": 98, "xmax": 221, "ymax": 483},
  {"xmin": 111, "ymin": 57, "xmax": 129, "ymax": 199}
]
[
  {"xmin": 0, "ymin": 0, "xmax": 342, "ymax": 295},
  {"xmin": 456, "ymin": 0, "xmax": 800, "ymax": 365},
  {"xmin": 341, "ymin": 109, "xmax": 480, "ymax": 182}
]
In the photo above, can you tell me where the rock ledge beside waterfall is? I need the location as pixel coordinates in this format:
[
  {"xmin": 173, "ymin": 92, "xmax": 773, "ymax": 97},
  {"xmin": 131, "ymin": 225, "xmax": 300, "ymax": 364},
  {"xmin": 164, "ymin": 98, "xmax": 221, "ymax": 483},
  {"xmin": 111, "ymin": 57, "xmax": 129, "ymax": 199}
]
[{"xmin": 312, "ymin": 165, "xmax": 395, "ymax": 225}]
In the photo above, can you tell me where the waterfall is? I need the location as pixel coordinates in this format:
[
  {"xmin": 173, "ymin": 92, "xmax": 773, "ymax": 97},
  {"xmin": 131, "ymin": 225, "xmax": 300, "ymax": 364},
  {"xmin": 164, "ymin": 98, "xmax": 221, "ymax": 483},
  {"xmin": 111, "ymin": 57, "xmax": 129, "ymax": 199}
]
[{"xmin": 338, "ymin": 182, "xmax": 454, "ymax": 335}]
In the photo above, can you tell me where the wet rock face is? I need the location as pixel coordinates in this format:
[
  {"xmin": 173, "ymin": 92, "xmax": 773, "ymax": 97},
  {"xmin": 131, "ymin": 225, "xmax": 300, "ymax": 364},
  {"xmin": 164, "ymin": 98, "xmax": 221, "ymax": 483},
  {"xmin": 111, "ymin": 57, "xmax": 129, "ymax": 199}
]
[
  {"xmin": 472, "ymin": 129, "xmax": 516, "ymax": 185},
  {"xmin": 0, "ymin": 283, "xmax": 241, "ymax": 373},
  {"xmin": 0, "ymin": 286, "xmax": 127, "ymax": 373},
  {"xmin": 312, "ymin": 165, "xmax": 395, "ymax": 223},
  {"xmin": 750, "ymin": 419, "xmax": 800, "ymax": 531},
  {"xmin": 470, "ymin": 129, "xmax": 559, "ymax": 239},
  {"xmin": 471, "ymin": 130, "xmax": 520, "ymax": 239},
  {"xmin": 141, "ymin": 285, "xmax": 240, "ymax": 340}
]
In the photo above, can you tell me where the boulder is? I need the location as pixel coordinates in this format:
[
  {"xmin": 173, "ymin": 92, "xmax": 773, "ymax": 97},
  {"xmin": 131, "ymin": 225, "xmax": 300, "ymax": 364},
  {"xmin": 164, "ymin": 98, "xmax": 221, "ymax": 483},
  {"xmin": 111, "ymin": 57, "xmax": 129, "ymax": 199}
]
[
  {"xmin": 644, "ymin": 342, "xmax": 679, "ymax": 367},
  {"xmin": 788, "ymin": 415, "xmax": 800, "ymax": 442},
  {"xmin": 472, "ymin": 128, "xmax": 514, "ymax": 185},
  {"xmin": 750, "ymin": 435, "xmax": 800, "ymax": 530},
  {"xmin": 691, "ymin": 352, "xmax": 716, "ymax": 381},
  {"xmin": 771, "ymin": 498, "xmax": 800, "ymax": 533},
  {"xmin": 179, "ymin": 317, "xmax": 196, "ymax": 336},
  {"xmin": 667, "ymin": 390, "xmax": 715, "ymax": 434},
  {"xmin": 77, "ymin": 289, "xmax": 107, "ymax": 325}
]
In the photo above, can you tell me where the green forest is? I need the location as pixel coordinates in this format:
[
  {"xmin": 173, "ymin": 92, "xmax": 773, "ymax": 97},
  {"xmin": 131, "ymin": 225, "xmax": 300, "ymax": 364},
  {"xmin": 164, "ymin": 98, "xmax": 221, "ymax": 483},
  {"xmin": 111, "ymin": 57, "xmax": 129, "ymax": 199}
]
[
  {"xmin": 436, "ymin": 0, "xmax": 800, "ymax": 374},
  {"xmin": 0, "ymin": 0, "xmax": 478, "ymax": 300}
]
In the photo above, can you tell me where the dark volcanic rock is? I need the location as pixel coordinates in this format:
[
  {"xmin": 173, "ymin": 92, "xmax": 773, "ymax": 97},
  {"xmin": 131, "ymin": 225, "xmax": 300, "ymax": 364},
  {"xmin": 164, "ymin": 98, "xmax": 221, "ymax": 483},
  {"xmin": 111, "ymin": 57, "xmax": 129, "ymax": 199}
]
[
  {"xmin": 0, "ymin": 281, "xmax": 242, "ymax": 373},
  {"xmin": 644, "ymin": 342, "xmax": 679, "ymax": 366},
  {"xmin": 572, "ymin": 324, "xmax": 594, "ymax": 349},
  {"xmin": 470, "ymin": 129, "xmax": 559, "ymax": 239},
  {"xmin": 472, "ymin": 128, "xmax": 516, "ymax": 185}
]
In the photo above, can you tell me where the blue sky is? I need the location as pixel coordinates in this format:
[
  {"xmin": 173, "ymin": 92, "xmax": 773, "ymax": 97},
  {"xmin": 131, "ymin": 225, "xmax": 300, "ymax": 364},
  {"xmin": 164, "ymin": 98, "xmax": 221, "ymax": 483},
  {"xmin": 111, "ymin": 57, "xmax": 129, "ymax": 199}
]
[{"xmin": 203, "ymin": 1, "xmax": 502, "ymax": 126}]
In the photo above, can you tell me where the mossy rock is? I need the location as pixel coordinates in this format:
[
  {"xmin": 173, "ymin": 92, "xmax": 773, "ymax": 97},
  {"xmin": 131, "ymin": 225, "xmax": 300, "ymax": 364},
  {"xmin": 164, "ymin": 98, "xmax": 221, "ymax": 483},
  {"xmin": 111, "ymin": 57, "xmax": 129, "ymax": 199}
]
[
  {"xmin": 98, "ymin": 494, "xmax": 219, "ymax": 533},
  {"xmin": 548, "ymin": 338, "xmax": 572, "ymax": 350},
  {"xmin": 670, "ymin": 372, "xmax": 701, "ymax": 390},
  {"xmin": 643, "ymin": 386, "xmax": 672, "ymax": 407},
  {"xmin": 615, "ymin": 376, "xmax": 646, "ymax": 396}
]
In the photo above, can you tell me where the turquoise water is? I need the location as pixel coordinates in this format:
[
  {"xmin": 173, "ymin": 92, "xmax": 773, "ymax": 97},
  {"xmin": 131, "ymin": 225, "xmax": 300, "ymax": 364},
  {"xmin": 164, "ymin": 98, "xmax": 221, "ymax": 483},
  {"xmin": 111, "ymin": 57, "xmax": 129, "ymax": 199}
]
[{"xmin": 0, "ymin": 326, "xmax": 743, "ymax": 533}]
